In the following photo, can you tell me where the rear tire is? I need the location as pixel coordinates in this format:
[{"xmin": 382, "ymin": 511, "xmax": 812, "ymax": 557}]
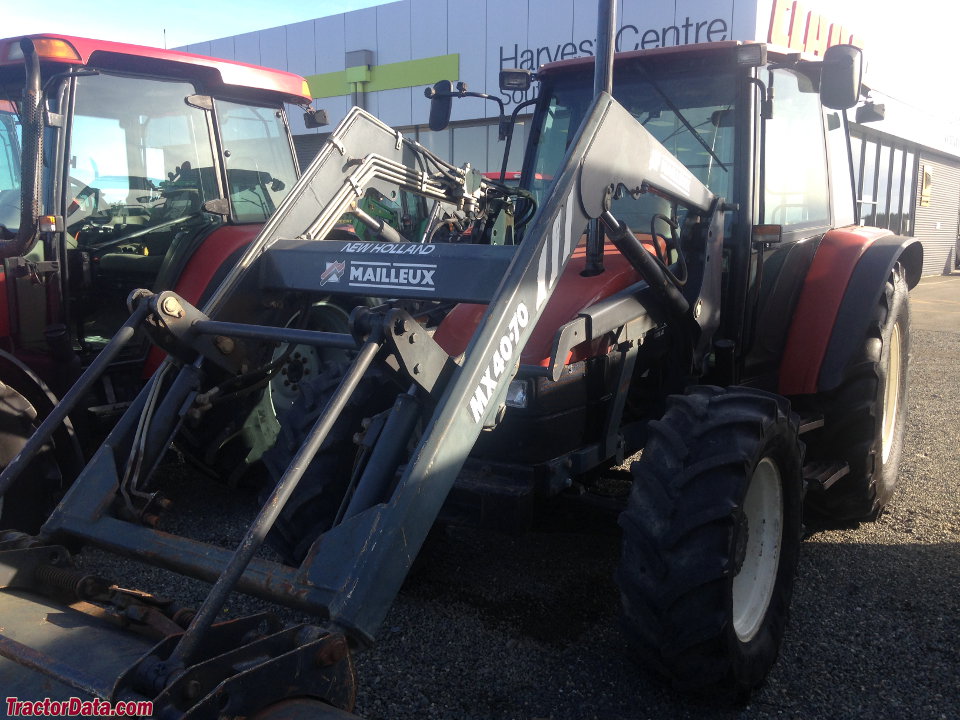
[
  {"xmin": 260, "ymin": 362, "xmax": 393, "ymax": 565},
  {"xmin": 0, "ymin": 382, "xmax": 66, "ymax": 533},
  {"xmin": 806, "ymin": 264, "xmax": 909, "ymax": 521},
  {"xmin": 617, "ymin": 386, "xmax": 803, "ymax": 693}
]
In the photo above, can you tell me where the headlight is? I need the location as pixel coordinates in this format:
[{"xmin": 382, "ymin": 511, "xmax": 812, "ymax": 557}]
[{"xmin": 505, "ymin": 379, "xmax": 529, "ymax": 408}]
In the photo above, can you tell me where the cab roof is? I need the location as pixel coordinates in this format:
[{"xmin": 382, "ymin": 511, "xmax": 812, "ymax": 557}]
[
  {"xmin": 0, "ymin": 33, "xmax": 311, "ymax": 105},
  {"xmin": 536, "ymin": 40, "xmax": 820, "ymax": 76}
]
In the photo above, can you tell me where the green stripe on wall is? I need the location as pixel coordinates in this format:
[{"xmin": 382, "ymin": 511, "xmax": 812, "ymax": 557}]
[
  {"xmin": 305, "ymin": 53, "xmax": 459, "ymax": 99},
  {"xmin": 307, "ymin": 71, "xmax": 352, "ymax": 98}
]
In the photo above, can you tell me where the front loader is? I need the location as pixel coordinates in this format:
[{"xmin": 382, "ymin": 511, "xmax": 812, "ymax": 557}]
[{"xmin": 0, "ymin": 0, "xmax": 921, "ymax": 713}]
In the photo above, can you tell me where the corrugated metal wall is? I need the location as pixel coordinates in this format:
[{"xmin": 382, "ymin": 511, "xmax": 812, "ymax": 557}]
[
  {"xmin": 914, "ymin": 155, "xmax": 960, "ymax": 275},
  {"xmin": 293, "ymin": 134, "xmax": 328, "ymax": 172}
]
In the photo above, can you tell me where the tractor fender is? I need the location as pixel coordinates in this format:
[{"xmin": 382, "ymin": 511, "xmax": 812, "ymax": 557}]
[
  {"xmin": 174, "ymin": 224, "xmax": 261, "ymax": 308},
  {"xmin": 778, "ymin": 227, "xmax": 922, "ymax": 396},
  {"xmin": 142, "ymin": 225, "xmax": 260, "ymax": 377}
]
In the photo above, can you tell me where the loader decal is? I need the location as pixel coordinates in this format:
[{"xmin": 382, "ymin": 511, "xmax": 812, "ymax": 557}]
[
  {"xmin": 536, "ymin": 192, "xmax": 578, "ymax": 310},
  {"xmin": 469, "ymin": 301, "xmax": 529, "ymax": 423},
  {"xmin": 341, "ymin": 241, "xmax": 438, "ymax": 256},
  {"xmin": 348, "ymin": 261, "xmax": 437, "ymax": 290},
  {"xmin": 320, "ymin": 260, "xmax": 346, "ymax": 285},
  {"xmin": 648, "ymin": 148, "xmax": 693, "ymax": 197}
]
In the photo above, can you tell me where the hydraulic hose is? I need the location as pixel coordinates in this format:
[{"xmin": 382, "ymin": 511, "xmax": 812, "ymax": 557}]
[{"xmin": 600, "ymin": 211, "xmax": 689, "ymax": 318}]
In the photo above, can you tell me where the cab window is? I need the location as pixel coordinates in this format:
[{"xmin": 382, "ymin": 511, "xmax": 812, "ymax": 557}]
[
  {"xmin": 763, "ymin": 69, "xmax": 829, "ymax": 229},
  {"xmin": 216, "ymin": 100, "xmax": 297, "ymax": 223}
]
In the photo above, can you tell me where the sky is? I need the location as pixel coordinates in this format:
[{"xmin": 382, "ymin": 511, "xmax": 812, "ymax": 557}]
[
  {"xmin": 3, "ymin": 0, "xmax": 958, "ymax": 119},
  {"xmin": 4, "ymin": 0, "xmax": 388, "ymax": 50}
]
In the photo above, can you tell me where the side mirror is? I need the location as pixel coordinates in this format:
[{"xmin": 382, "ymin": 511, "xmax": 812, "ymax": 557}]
[
  {"xmin": 499, "ymin": 69, "xmax": 533, "ymax": 93},
  {"xmin": 710, "ymin": 109, "xmax": 735, "ymax": 128},
  {"xmin": 303, "ymin": 108, "xmax": 329, "ymax": 129},
  {"xmin": 820, "ymin": 44, "xmax": 863, "ymax": 110},
  {"xmin": 201, "ymin": 198, "xmax": 230, "ymax": 217},
  {"xmin": 425, "ymin": 80, "xmax": 454, "ymax": 132},
  {"xmin": 855, "ymin": 102, "xmax": 885, "ymax": 123}
]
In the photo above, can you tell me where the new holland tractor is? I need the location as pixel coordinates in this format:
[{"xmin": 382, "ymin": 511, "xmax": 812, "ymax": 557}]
[{"xmin": 0, "ymin": 0, "xmax": 920, "ymax": 714}]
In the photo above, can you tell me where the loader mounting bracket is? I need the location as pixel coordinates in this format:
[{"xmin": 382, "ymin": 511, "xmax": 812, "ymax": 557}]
[
  {"xmin": 141, "ymin": 291, "xmax": 245, "ymax": 374},
  {"xmin": 383, "ymin": 308, "xmax": 458, "ymax": 394}
]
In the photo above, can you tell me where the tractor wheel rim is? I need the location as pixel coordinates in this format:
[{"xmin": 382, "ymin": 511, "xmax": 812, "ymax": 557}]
[
  {"xmin": 268, "ymin": 304, "xmax": 350, "ymax": 415},
  {"xmin": 881, "ymin": 321, "xmax": 902, "ymax": 464},
  {"xmin": 270, "ymin": 344, "xmax": 323, "ymax": 414},
  {"xmin": 732, "ymin": 456, "xmax": 783, "ymax": 643}
]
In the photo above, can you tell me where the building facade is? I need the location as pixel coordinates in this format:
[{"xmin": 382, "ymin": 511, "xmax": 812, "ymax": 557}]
[{"xmin": 179, "ymin": 0, "xmax": 960, "ymax": 274}]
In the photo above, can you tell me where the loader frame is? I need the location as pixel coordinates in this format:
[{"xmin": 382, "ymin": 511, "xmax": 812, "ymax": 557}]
[{"xmin": 0, "ymin": 82, "xmax": 722, "ymax": 696}]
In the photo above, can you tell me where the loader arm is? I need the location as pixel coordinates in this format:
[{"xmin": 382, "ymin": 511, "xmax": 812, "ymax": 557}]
[
  {"xmin": 0, "ymin": 91, "xmax": 722, "ymax": 706},
  {"xmin": 320, "ymin": 93, "xmax": 723, "ymax": 636}
]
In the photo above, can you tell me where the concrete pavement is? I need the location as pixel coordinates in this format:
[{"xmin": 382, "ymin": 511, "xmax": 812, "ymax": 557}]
[{"xmin": 910, "ymin": 270, "xmax": 960, "ymax": 331}]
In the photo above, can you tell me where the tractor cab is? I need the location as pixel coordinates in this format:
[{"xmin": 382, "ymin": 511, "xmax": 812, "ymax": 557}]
[
  {"xmin": 0, "ymin": 35, "xmax": 309, "ymax": 397},
  {"xmin": 517, "ymin": 40, "xmax": 867, "ymax": 384}
]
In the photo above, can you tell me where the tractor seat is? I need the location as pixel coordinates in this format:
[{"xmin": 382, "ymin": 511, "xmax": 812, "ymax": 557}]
[{"xmin": 97, "ymin": 251, "xmax": 165, "ymax": 277}]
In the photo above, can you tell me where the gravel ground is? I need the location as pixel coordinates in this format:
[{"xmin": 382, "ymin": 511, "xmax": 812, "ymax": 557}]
[
  {"xmin": 81, "ymin": 324, "xmax": 960, "ymax": 719},
  {"xmin": 350, "ymin": 325, "xmax": 960, "ymax": 720}
]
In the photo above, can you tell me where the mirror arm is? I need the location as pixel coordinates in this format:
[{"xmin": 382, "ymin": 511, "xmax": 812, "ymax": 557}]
[
  {"xmin": 497, "ymin": 98, "xmax": 539, "ymax": 180},
  {"xmin": 425, "ymin": 83, "xmax": 511, "ymax": 134},
  {"xmin": 432, "ymin": 88, "xmax": 506, "ymax": 115}
]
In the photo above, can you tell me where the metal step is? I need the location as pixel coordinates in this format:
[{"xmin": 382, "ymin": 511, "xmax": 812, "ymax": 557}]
[{"xmin": 803, "ymin": 461, "xmax": 850, "ymax": 491}]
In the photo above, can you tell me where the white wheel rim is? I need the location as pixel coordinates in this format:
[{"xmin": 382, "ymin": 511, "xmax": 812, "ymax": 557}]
[
  {"xmin": 881, "ymin": 321, "xmax": 902, "ymax": 464},
  {"xmin": 732, "ymin": 457, "xmax": 783, "ymax": 643}
]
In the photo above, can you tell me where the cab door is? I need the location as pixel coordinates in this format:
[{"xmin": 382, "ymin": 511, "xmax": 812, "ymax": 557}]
[{"xmin": 742, "ymin": 67, "xmax": 848, "ymax": 385}]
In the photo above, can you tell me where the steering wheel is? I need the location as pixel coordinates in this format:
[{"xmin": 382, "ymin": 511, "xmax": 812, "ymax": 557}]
[
  {"xmin": 66, "ymin": 177, "xmax": 102, "ymax": 219},
  {"xmin": 79, "ymin": 211, "xmax": 205, "ymax": 256}
]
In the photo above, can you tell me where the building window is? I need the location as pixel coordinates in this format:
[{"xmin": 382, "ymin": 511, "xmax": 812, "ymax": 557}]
[
  {"xmin": 850, "ymin": 134, "xmax": 863, "ymax": 195},
  {"xmin": 849, "ymin": 130, "xmax": 922, "ymax": 236},
  {"xmin": 875, "ymin": 144, "xmax": 891, "ymax": 228},
  {"xmin": 451, "ymin": 124, "xmax": 488, "ymax": 171},
  {"xmin": 889, "ymin": 148, "xmax": 904, "ymax": 234},
  {"xmin": 859, "ymin": 139, "xmax": 878, "ymax": 225},
  {"xmin": 901, "ymin": 151, "xmax": 915, "ymax": 234},
  {"xmin": 416, "ymin": 127, "xmax": 451, "ymax": 161}
]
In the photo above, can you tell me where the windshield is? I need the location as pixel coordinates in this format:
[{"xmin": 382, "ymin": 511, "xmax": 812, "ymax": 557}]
[
  {"xmin": 0, "ymin": 98, "xmax": 21, "ymax": 233},
  {"xmin": 527, "ymin": 57, "xmax": 737, "ymax": 234}
]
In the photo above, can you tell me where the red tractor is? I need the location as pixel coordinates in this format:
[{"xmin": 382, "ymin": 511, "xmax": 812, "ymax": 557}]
[
  {"xmin": 0, "ymin": 0, "xmax": 921, "ymax": 713},
  {"xmin": 0, "ymin": 34, "xmax": 315, "ymax": 527}
]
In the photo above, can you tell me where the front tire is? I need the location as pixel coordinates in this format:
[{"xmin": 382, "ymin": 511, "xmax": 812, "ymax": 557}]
[
  {"xmin": 617, "ymin": 386, "xmax": 803, "ymax": 693},
  {"xmin": 177, "ymin": 300, "xmax": 353, "ymax": 484}
]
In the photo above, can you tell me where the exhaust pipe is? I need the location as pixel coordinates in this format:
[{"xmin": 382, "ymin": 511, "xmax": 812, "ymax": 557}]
[
  {"xmin": 584, "ymin": 0, "xmax": 617, "ymax": 278},
  {"xmin": 593, "ymin": 0, "xmax": 616, "ymax": 98}
]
